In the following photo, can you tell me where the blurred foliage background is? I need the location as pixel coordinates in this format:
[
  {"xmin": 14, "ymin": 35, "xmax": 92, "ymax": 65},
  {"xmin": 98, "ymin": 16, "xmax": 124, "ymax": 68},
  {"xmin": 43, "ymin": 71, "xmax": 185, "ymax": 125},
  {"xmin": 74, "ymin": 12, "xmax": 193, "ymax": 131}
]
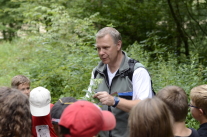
[{"xmin": 1, "ymin": 0, "xmax": 207, "ymax": 129}]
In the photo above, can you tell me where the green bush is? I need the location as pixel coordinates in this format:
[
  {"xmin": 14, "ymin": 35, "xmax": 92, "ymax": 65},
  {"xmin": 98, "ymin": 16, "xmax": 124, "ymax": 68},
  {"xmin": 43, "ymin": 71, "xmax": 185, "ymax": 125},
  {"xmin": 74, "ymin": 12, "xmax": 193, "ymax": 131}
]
[{"xmin": 28, "ymin": 42, "xmax": 99, "ymax": 102}]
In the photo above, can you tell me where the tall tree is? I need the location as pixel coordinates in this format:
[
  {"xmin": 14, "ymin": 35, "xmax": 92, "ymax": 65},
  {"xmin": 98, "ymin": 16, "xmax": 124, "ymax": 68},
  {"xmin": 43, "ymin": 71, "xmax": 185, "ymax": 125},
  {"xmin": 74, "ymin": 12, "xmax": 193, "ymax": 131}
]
[{"xmin": 0, "ymin": 0, "xmax": 23, "ymax": 40}]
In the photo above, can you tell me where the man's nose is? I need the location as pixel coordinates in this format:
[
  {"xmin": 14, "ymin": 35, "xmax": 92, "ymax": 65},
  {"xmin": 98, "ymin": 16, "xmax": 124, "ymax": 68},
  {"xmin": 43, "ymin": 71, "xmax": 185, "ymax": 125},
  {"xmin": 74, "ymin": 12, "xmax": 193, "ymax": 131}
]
[{"xmin": 98, "ymin": 48, "xmax": 104, "ymax": 55}]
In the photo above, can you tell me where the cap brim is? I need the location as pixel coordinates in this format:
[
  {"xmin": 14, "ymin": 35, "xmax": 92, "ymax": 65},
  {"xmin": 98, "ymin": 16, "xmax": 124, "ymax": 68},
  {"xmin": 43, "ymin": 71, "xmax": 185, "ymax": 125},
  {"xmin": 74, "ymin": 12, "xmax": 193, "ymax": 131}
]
[
  {"xmin": 30, "ymin": 103, "xmax": 50, "ymax": 116},
  {"xmin": 101, "ymin": 111, "xmax": 116, "ymax": 131}
]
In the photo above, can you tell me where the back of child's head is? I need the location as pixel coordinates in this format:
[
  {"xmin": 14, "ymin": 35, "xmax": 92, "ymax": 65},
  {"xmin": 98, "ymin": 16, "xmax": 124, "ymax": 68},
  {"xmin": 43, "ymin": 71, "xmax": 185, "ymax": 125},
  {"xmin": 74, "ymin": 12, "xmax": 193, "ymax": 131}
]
[
  {"xmin": 51, "ymin": 97, "xmax": 77, "ymax": 137},
  {"xmin": 190, "ymin": 84, "xmax": 207, "ymax": 118},
  {"xmin": 129, "ymin": 97, "xmax": 174, "ymax": 137},
  {"xmin": 51, "ymin": 97, "xmax": 77, "ymax": 124},
  {"xmin": 0, "ymin": 87, "xmax": 31, "ymax": 137},
  {"xmin": 156, "ymin": 86, "xmax": 188, "ymax": 122},
  {"xmin": 11, "ymin": 75, "xmax": 30, "ymax": 88}
]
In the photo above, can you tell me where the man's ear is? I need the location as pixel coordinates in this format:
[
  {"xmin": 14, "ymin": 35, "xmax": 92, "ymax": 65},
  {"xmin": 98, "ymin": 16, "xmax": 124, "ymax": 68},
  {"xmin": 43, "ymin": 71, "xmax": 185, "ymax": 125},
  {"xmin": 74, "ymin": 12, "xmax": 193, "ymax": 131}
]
[{"xmin": 116, "ymin": 40, "xmax": 122, "ymax": 51}]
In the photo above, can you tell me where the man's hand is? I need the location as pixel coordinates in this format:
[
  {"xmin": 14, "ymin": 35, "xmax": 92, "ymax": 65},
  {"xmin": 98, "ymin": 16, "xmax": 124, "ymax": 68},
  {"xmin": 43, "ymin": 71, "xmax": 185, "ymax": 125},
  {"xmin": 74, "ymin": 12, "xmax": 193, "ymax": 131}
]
[{"xmin": 94, "ymin": 91, "xmax": 114, "ymax": 106}]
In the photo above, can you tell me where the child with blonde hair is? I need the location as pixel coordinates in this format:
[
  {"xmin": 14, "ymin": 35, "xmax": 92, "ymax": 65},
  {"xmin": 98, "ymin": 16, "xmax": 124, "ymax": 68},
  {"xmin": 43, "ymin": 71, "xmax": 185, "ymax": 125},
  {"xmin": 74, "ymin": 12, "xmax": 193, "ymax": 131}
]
[{"xmin": 190, "ymin": 84, "xmax": 207, "ymax": 137}]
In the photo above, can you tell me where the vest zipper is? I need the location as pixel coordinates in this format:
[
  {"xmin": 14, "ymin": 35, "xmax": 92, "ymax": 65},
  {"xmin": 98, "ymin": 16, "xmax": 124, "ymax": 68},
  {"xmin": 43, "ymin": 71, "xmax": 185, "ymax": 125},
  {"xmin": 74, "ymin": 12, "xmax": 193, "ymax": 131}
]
[{"xmin": 96, "ymin": 68, "xmax": 130, "ymax": 137}]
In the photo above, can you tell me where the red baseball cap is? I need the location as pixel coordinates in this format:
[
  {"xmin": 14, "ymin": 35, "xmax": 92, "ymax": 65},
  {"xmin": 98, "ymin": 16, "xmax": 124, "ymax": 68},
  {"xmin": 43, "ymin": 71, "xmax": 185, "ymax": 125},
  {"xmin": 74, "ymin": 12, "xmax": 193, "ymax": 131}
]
[{"xmin": 59, "ymin": 100, "xmax": 116, "ymax": 137}]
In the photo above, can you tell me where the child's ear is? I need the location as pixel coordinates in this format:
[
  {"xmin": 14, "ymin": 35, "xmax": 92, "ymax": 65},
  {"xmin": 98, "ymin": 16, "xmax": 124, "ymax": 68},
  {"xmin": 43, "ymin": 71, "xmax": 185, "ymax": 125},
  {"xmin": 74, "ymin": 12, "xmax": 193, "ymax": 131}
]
[{"xmin": 199, "ymin": 108, "xmax": 204, "ymax": 115}]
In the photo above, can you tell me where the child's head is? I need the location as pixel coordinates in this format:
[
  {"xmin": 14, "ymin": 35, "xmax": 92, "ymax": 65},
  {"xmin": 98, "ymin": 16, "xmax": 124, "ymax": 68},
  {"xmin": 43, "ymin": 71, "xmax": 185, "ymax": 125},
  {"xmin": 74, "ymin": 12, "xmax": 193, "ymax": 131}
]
[
  {"xmin": 29, "ymin": 86, "xmax": 51, "ymax": 117},
  {"xmin": 0, "ymin": 87, "xmax": 31, "ymax": 137},
  {"xmin": 156, "ymin": 86, "xmax": 188, "ymax": 122},
  {"xmin": 51, "ymin": 97, "xmax": 77, "ymax": 137},
  {"xmin": 129, "ymin": 97, "xmax": 174, "ymax": 137},
  {"xmin": 190, "ymin": 84, "xmax": 207, "ymax": 122},
  {"xmin": 59, "ymin": 100, "xmax": 116, "ymax": 137},
  {"xmin": 11, "ymin": 75, "xmax": 30, "ymax": 96}
]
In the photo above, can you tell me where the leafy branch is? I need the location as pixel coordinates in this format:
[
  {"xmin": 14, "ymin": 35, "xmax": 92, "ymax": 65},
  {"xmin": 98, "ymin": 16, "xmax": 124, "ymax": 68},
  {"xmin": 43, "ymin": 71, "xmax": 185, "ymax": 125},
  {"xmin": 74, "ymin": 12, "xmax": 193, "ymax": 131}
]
[{"xmin": 80, "ymin": 78, "xmax": 103, "ymax": 104}]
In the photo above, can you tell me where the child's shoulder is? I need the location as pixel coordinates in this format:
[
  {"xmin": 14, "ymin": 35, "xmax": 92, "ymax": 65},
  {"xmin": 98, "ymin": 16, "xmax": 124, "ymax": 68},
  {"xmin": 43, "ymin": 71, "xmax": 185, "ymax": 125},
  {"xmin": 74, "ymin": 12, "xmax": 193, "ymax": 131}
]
[{"xmin": 198, "ymin": 123, "xmax": 207, "ymax": 137}]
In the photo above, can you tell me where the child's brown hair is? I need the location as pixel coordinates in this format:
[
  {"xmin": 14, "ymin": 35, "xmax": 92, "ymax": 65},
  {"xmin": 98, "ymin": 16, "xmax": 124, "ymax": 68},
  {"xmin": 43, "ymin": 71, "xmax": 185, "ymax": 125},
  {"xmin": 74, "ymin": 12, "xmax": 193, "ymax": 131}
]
[
  {"xmin": 156, "ymin": 86, "xmax": 188, "ymax": 122},
  {"xmin": 0, "ymin": 87, "xmax": 31, "ymax": 137},
  {"xmin": 129, "ymin": 97, "xmax": 174, "ymax": 137},
  {"xmin": 11, "ymin": 75, "xmax": 30, "ymax": 88}
]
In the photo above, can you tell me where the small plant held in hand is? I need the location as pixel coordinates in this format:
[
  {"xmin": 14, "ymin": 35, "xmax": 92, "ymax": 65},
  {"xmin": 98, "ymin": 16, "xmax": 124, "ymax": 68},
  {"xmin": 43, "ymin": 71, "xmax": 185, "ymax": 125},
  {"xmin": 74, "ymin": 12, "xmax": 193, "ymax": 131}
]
[{"xmin": 81, "ymin": 78, "xmax": 103, "ymax": 104}]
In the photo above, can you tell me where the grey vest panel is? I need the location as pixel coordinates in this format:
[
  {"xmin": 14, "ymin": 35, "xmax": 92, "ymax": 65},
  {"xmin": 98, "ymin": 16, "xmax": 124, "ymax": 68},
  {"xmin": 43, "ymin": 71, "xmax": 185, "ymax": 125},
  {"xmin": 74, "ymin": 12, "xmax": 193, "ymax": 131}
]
[{"xmin": 93, "ymin": 55, "xmax": 145, "ymax": 137}]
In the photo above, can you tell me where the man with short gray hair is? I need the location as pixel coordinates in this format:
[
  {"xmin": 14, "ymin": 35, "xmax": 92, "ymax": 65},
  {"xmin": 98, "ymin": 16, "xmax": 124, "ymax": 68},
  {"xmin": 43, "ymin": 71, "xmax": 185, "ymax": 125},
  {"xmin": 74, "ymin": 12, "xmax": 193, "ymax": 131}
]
[{"xmin": 89, "ymin": 27, "xmax": 154, "ymax": 137}]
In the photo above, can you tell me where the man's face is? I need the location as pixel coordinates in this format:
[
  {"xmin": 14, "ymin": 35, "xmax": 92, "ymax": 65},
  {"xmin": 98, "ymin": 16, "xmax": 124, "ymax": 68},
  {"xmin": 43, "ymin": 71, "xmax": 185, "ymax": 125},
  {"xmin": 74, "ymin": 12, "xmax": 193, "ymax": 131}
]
[
  {"xmin": 18, "ymin": 83, "xmax": 30, "ymax": 97},
  {"xmin": 96, "ymin": 34, "xmax": 121, "ymax": 65}
]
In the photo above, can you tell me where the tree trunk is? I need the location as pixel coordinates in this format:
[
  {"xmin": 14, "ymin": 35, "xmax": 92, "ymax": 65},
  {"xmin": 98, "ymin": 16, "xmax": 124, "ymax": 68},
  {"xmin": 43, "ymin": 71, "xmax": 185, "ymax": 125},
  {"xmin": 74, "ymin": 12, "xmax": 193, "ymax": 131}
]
[{"xmin": 167, "ymin": 0, "xmax": 189, "ymax": 58}]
